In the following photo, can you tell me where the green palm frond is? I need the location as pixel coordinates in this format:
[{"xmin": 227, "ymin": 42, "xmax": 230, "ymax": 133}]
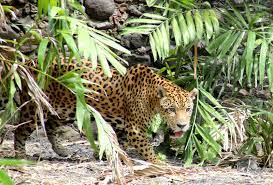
[
  {"xmin": 206, "ymin": 4, "xmax": 273, "ymax": 91},
  {"xmin": 123, "ymin": 9, "xmax": 219, "ymax": 61}
]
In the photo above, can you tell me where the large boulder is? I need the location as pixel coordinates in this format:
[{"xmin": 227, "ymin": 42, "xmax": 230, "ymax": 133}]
[{"xmin": 84, "ymin": 0, "xmax": 116, "ymax": 21}]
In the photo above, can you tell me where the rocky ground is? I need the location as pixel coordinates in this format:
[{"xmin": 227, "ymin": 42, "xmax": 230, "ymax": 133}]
[{"xmin": 1, "ymin": 127, "xmax": 273, "ymax": 185}]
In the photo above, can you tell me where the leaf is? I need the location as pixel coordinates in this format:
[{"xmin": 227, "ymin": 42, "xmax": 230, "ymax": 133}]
[
  {"xmin": 185, "ymin": 11, "xmax": 196, "ymax": 42},
  {"xmin": 227, "ymin": 31, "xmax": 246, "ymax": 62},
  {"xmin": 149, "ymin": 33, "xmax": 157, "ymax": 61},
  {"xmin": 13, "ymin": 71, "xmax": 22, "ymax": 90},
  {"xmin": 231, "ymin": 5, "xmax": 248, "ymax": 28},
  {"xmin": 126, "ymin": 18, "xmax": 163, "ymax": 24},
  {"xmin": 194, "ymin": 10, "xmax": 203, "ymax": 40},
  {"xmin": 89, "ymin": 39, "xmax": 98, "ymax": 70},
  {"xmin": 90, "ymin": 31, "xmax": 131, "ymax": 55},
  {"xmin": 203, "ymin": 10, "xmax": 213, "ymax": 40},
  {"xmin": 268, "ymin": 52, "xmax": 273, "ymax": 93},
  {"xmin": 184, "ymin": 139, "xmax": 193, "ymax": 166},
  {"xmin": 218, "ymin": 32, "xmax": 239, "ymax": 58},
  {"xmin": 195, "ymin": 124, "xmax": 221, "ymax": 154},
  {"xmin": 245, "ymin": 31, "xmax": 256, "ymax": 83},
  {"xmin": 206, "ymin": 31, "xmax": 232, "ymax": 54},
  {"xmin": 209, "ymin": 9, "xmax": 219, "ymax": 34},
  {"xmin": 193, "ymin": 135, "xmax": 205, "ymax": 160},
  {"xmin": 171, "ymin": 17, "xmax": 182, "ymax": 46},
  {"xmin": 178, "ymin": 13, "xmax": 189, "ymax": 46},
  {"xmin": 103, "ymin": 52, "xmax": 126, "ymax": 76},
  {"xmin": 78, "ymin": 28, "xmax": 91, "ymax": 59},
  {"xmin": 97, "ymin": 46, "xmax": 111, "ymax": 77},
  {"xmin": 37, "ymin": 38, "xmax": 49, "ymax": 71},
  {"xmin": 61, "ymin": 32, "xmax": 81, "ymax": 62},
  {"xmin": 160, "ymin": 23, "xmax": 169, "ymax": 57},
  {"xmin": 259, "ymin": 39, "xmax": 268, "ymax": 85},
  {"xmin": 142, "ymin": 13, "xmax": 167, "ymax": 20},
  {"xmin": 0, "ymin": 159, "xmax": 33, "ymax": 166},
  {"xmin": 0, "ymin": 170, "xmax": 14, "ymax": 185},
  {"xmin": 76, "ymin": 96, "xmax": 86, "ymax": 132},
  {"xmin": 156, "ymin": 27, "xmax": 165, "ymax": 59}
]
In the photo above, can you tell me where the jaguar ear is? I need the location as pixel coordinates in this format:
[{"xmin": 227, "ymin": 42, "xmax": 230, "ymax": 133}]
[
  {"xmin": 157, "ymin": 85, "xmax": 166, "ymax": 98},
  {"xmin": 189, "ymin": 88, "xmax": 198, "ymax": 100}
]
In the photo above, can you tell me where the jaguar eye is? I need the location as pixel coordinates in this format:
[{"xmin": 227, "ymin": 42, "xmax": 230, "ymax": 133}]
[
  {"xmin": 186, "ymin": 107, "xmax": 191, "ymax": 112},
  {"xmin": 167, "ymin": 107, "xmax": 176, "ymax": 113}
]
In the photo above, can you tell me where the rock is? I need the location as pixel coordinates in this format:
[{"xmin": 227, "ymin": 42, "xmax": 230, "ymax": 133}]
[
  {"xmin": 114, "ymin": 0, "xmax": 126, "ymax": 3},
  {"xmin": 121, "ymin": 34, "xmax": 147, "ymax": 49},
  {"xmin": 88, "ymin": 21, "xmax": 114, "ymax": 30},
  {"xmin": 122, "ymin": 53, "xmax": 151, "ymax": 66},
  {"xmin": 128, "ymin": 5, "xmax": 143, "ymax": 16},
  {"xmin": 84, "ymin": 0, "xmax": 116, "ymax": 21},
  {"xmin": 0, "ymin": 22, "xmax": 20, "ymax": 40}
]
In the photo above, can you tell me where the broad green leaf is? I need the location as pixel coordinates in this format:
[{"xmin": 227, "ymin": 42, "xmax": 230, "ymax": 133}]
[
  {"xmin": 178, "ymin": 13, "xmax": 189, "ymax": 46},
  {"xmin": 206, "ymin": 31, "xmax": 232, "ymax": 54},
  {"xmin": 259, "ymin": 39, "xmax": 268, "ymax": 85},
  {"xmin": 185, "ymin": 11, "xmax": 196, "ymax": 42},
  {"xmin": 89, "ymin": 39, "xmax": 98, "ymax": 70},
  {"xmin": 171, "ymin": 17, "xmax": 182, "ymax": 45},
  {"xmin": 126, "ymin": 18, "xmax": 162, "ymax": 24},
  {"xmin": 198, "ymin": 106, "xmax": 215, "ymax": 126},
  {"xmin": 14, "ymin": 71, "xmax": 22, "ymax": 90},
  {"xmin": 142, "ymin": 13, "xmax": 167, "ymax": 20},
  {"xmin": 245, "ymin": 31, "xmax": 256, "ymax": 83},
  {"xmin": 78, "ymin": 28, "xmax": 91, "ymax": 59},
  {"xmin": 49, "ymin": 6, "xmax": 63, "ymax": 18},
  {"xmin": 0, "ymin": 159, "xmax": 33, "ymax": 166},
  {"xmin": 194, "ymin": 10, "xmax": 203, "ymax": 40},
  {"xmin": 76, "ymin": 95, "xmax": 86, "ymax": 132},
  {"xmin": 38, "ymin": 38, "xmax": 49, "ymax": 70},
  {"xmin": 146, "ymin": 0, "xmax": 157, "ymax": 7},
  {"xmin": 209, "ymin": 9, "xmax": 219, "ymax": 34},
  {"xmin": 97, "ymin": 46, "xmax": 111, "ymax": 77},
  {"xmin": 193, "ymin": 135, "xmax": 205, "ymax": 160},
  {"xmin": 268, "ymin": 52, "xmax": 273, "ymax": 93},
  {"xmin": 103, "ymin": 52, "xmax": 126, "ymax": 76},
  {"xmin": 153, "ymin": 29, "xmax": 162, "ymax": 60},
  {"xmin": 219, "ymin": 8, "xmax": 243, "ymax": 29},
  {"xmin": 184, "ymin": 139, "xmax": 193, "ymax": 166},
  {"xmin": 61, "ymin": 32, "xmax": 81, "ymax": 62},
  {"xmin": 195, "ymin": 124, "xmax": 221, "ymax": 154},
  {"xmin": 0, "ymin": 170, "xmax": 14, "ymax": 185},
  {"xmin": 203, "ymin": 10, "xmax": 213, "ymax": 40},
  {"xmin": 231, "ymin": 5, "xmax": 248, "ymax": 28},
  {"xmin": 160, "ymin": 23, "xmax": 169, "ymax": 57},
  {"xmin": 227, "ymin": 31, "xmax": 245, "ymax": 62},
  {"xmin": 219, "ymin": 32, "xmax": 238, "ymax": 58},
  {"xmin": 90, "ymin": 31, "xmax": 131, "ymax": 55},
  {"xmin": 149, "ymin": 33, "xmax": 157, "ymax": 61},
  {"xmin": 156, "ymin": 27, "xmax": 165, "ymax": 59}
]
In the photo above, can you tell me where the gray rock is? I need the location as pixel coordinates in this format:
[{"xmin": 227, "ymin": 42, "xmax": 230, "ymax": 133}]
[
  {"xmin": 89, "ymin": 21, "xmax": 114, "ymax": 30},
  {"xmin": 0, "ymin": 22, "xmax": 20, "ymax": 40},
  {"xmin": 122, "ymin": 53, "xmax": 151, "ymax": 66},
  {"xmin": 121, "ymin": 34, "xmax": 147, "ymax": 49},
  {"xmin": 84, "ymin": 0, "xmax": 116, "ymax": 21},
  {"xmin": 128, "ymin": 5, "xmax": 143, "ymax": 16}
]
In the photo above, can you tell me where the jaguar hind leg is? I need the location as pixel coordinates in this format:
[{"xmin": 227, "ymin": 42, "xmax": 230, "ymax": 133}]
[
  {"xmin": 45, "ymin": 117, "xmax": 72, "ymax": 157},
  {"xmin": 14, "ymin": 121, "xmax": 36, "ymax": 158}
]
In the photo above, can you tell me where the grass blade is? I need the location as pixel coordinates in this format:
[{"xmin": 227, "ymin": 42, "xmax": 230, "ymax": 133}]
[{"xmin": 259, "ymin": 39, "xmax": 268, "ymax": 85}]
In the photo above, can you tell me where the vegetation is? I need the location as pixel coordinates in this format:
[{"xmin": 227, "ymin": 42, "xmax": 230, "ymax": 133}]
[{"xmin": 124, "ymin": 0, "xmax": 273, "ymax": 166}]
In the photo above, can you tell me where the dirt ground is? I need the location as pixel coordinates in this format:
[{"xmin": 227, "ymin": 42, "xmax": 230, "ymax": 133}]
[{"xmin": 1, "ymin": 127, "xmax": 273, "ymax": 185}]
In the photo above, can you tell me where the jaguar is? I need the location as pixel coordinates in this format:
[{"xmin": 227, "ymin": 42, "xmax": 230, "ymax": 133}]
[{"xmin": 1, "ymin": 59, "xmax": 197, "ymax": 163}]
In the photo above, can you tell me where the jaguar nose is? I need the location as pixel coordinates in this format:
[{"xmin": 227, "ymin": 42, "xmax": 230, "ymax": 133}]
[{"xmin": 178, "ymin": 124, "xmax": 186, "ymax": 129}]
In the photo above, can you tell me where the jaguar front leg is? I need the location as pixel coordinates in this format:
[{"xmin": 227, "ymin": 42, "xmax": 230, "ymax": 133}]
[{"xmin": 125, "ymin": 122, "xmax": 158, "ymax": 163}]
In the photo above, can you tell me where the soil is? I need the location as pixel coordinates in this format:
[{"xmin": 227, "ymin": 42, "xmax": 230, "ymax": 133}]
[{"xmin": 0, "ymin": 127, "xmax": 273, "ymax": 185}]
